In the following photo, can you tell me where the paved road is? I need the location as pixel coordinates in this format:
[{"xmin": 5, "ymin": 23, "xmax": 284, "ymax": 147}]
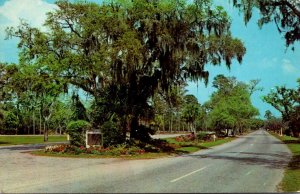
[{"xmin": 0, "ymin": 129, "xmax": 291, "ymax": 193}]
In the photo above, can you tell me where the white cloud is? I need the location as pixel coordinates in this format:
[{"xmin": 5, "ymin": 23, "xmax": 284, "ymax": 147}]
[
  {"xmin": 282, "ymin": 59, "xmax": 300, "ymax": 74},
  {"xmin": 261, "ymin": 57, "xmax": 278, "ymax": 68},
  {"xmin": 0, "ymin": 0, "xmax": 57, "ymax": 63},
  {"xmin": 0, "ymin": 0, "xmax": 57, "ymax": 31}
]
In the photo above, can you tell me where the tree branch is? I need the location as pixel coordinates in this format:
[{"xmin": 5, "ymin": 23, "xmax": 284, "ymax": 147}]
[{"xmin": 271, "ymin": 0, "xmax": 300, "ymax": 19}]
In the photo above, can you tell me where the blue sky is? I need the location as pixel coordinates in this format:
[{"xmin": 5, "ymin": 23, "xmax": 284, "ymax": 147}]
[{"xmin": 0, "ymin": 0, "xmax": 299, "ymax": 118}]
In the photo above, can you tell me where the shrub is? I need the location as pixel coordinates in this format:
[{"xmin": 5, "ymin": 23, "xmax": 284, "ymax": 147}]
[
  {"xmin": 67, "ymin": 120, "xmax": 91, "ymax": 147},
  {"xmin": 175, "ymin": 133, "xmax": 195, "ymax": 142},
  {"xmin": 101, "ymin": 120, "xmax": 125, "ymax": 147},
  {"xmin": 3, "ymin": 111, "xmax": 19, "ymax": 134}
]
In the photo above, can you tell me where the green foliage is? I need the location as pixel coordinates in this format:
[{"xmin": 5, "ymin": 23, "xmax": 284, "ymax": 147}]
[
  {"xmin": 66, "ymin": 120, "xmax": 91, "ymax": 147},
  {"xmin": 263, "ymin": 81, "xmax": 300, "ymax": 137},
  {"xmin": 181, "ymin": 94, "xmax": 204, "ymax": 134},
  {"xmin": 71, "ymin": 93, "xmax": 88, "ymax": 121},
  {"xmin": 6, "ymin": 0, "xmax": 245, "ymax": 143},
  {"xmin": 247, "ymin": 118, "xmax": 264, "ymax": 130},
  {"xmin": 206, "ymin": 75, "xmax": 259, "ymax": 134},
  {"xmin": 263, "ymin": 86, "xmax": 298, "ymax": 122},
  {"xmin": 49, "ymin": 100, "xmax": 72, "ymax": 134},
  {"xmin": 264, "ymin": 110, "xmax": 275, "ymax": 120},
  {"xmin": 3, "ymin": 111, "xmax": 19, "ymax": 134},
  {"xmin": 101, "ymin": 120, "xmax": 125, "ymax": 147},
  {"xmin": 288, "ymin": 105, "xmax": 300, "ymax": 137},
  {"xmin": 265, "ymin": 117, "xmax": 284, "ymax": 132}
]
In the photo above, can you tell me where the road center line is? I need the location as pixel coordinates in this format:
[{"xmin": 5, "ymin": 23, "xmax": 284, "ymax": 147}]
[
  {"xmin": 245, "ymin": 170, "xmax": 252, "ymax": 176},
  {"xmin": 170, "ymin": 166, "xmax": 208, "ymax": 183}
]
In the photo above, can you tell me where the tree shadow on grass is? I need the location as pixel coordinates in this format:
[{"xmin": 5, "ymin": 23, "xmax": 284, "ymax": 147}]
[
  {"xmin": 0, "ymin": 141, "xmax": 9, "ymax": 145},
  {"xmin": 288, "ymin": 154, "xmax": 300, "ymax": 170},
  {"xmin": 283, "ymin": 139, "xmax": 300, "ymax": 144},
  {"xmin": 283, "ymin": 139, "xmax": 300, "ymax": 170}
]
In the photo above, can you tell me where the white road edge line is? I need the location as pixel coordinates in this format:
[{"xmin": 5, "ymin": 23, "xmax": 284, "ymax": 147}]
[{"xmin": 170, "ymin": 166, "xmax": 208, "ymax": 183}]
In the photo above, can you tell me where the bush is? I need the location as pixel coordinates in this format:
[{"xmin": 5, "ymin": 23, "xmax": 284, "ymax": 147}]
[
  {"xmin": 67, "ymin": 120, "xmax": 91, "ymax": 147},
  {"xmin": 175, "ymin": 133, "xmax": 195, "ymax": 142},
  {"xmin": 101, "ymin": 120, "xmax": 125, "ymax": 147},
  {"xmin": 197, "ymin": 132, "xmax": 215, "ymax": 141},
  {"xmin": 197, "ymin": 132, "xmax": 210, "ymax": 141},
  {"xmin": 3, "ymin": 111, "xmax": 19, "ymax": 134}
]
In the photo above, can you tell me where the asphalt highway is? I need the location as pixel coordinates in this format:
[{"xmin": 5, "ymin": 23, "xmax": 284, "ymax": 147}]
[{"xmin": 0, "ymin": 129, "xmax": 291, "ymax": 193}]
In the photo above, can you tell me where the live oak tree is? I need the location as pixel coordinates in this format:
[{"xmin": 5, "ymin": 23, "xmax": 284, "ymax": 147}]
[
  {"xmin": 263, "ymin": 86, "xmax": 298, "ymax": 122},
  {"xmin": 207, "ymin": 75, "xmax": 259, "ymax": 135},
  {"xmin": 263, "ymin": 83, "xmax": 300, "ymax": 136},
  {"xmin": 264, "ymin": 110, "xmax": 276, "ymax": 120},
  {"xmin": 7, "ymin": 0, "xmax": 246, "ymax": 142}
]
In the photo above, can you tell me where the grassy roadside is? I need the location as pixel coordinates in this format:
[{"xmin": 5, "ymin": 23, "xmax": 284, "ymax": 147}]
[
  {"xmin": 164, "ymin": 137, "xmax": 236, "ymax": 153},
  {"xmin": 269, "ymin": 132, "xmax": 300, "ymax": 192},
  {"xmin": 31, "ymin": 136, "xmax": 236, "ymax": 160},
  {"xmin": 0, "ymin": 135, "xmax": 67, "ymax": 146}
]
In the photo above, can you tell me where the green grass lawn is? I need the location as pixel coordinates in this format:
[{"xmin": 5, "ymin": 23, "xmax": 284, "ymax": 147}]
[
  {"xmin": 164, "ymin": 136, "xmax": 236, "ymax": 154},
  {"xmin": 0, "ymin": 135, "xmax": 67, "ymax": 146},
  {"xmin": 270, "ymin": 132, "xmax": 300, "ymax": 192}
]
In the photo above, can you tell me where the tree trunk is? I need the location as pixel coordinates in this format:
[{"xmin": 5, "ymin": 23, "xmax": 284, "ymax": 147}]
[
  {"xmin": 129, "ymin": 116, "xmax": 139, "ymax": 140},
  {"xmin": 39, "ymin": 112, "xmax": 42, "ymax": 135},
  {"xmin": 162, "ymin": 114, "xmax": 165, "ymax": 132},
  {"xmin": 190, "ymin": 122, "xmax": 197, "ymax": 141},
  {"xmin": 43, "ymin": 122, "xmax": 48, "ymax": 142},
  {"xmin": 33, "ymin": 112, "xmax": 35, "ymax": 135},
  {"xmin": 59, "ymin": 124, "xmax": 62, "ymax": 135},
  {"xmin": 170, "ymin": 114, "xmax": 173, "ymax": 133}
]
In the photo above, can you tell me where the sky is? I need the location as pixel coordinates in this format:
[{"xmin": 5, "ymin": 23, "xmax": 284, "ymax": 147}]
[{"xmin": 0, "ymin": 0, "xmax": 299, "ymax": 118}]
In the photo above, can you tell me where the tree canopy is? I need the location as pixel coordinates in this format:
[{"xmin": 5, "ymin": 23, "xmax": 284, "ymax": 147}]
[
  {"xmin": 6, "ymin": 0, "xmax": 246, "ymax": 141},
  {"xmin": 263, "ymin": 82, "xmax": 300, "ymax": 137},
  {"xmin": 206, "ymin": 75, "xmax": 259, "ymax": 134}
]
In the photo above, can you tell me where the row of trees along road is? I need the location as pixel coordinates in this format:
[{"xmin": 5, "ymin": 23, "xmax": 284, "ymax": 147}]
[
  {"xmin": 2, "ymin": 0, "xmax": 299, "ymax": 144},
  {"xmin": 1, "ymin": 0, "xmax": 247, "ymax": 144},
  {"xmin": 231, "ymin": 0, "xmax": 300, "ymax": 137}
]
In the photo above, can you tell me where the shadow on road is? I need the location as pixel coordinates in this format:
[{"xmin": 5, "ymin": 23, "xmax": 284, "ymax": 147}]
[
  {"xmin": 184, "ymin": 151, "xmax": 291, "ymax": 170},
  {"xmin": 227, "ymin": 151, "xmax": 287, "ymax": 158},
  {"xmin": 0, "ymin": 145, "xmax": 46, "ymax": 151}
]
